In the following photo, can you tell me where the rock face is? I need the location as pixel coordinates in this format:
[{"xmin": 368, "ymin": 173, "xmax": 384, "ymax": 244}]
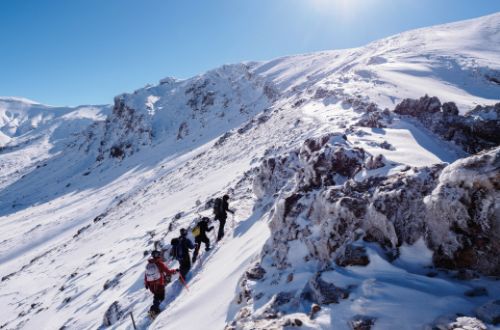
[
  {"xmin": 475, "ymin": 300, "xmax": 500, "ymax": 325},
  {"xmin": 231, "ymin": 134, "xmax": 499, "ymax": 328},
  {"xmin": 302, "ymin": 273, "xmax": 349, "ymax": 304},
  {"xmin": 96, "ymin": 63, "xmax": 276, "ymax": 161},
  {"xmin": 254, "ymin": 135, "xmax": 499, "ymax": 276},
  {"xmin": 394, "ymin": 95, "xmax": 500, "ymax": 153},
  {"xmin": 97, "ymin": 96, "xmax": 153, "ymax": 161}
]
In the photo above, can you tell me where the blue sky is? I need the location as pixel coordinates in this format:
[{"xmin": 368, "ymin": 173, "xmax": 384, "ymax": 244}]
[{"xmin": 1, "ymin": 0, "xmax": 499, "ymax": 106}]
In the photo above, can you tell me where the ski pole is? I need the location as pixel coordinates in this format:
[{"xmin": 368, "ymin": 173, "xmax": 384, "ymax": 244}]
[
  {"xmin": 129, "ymin": 311, "xmax": 137, "ymax": 329},
  {"xmin": 178, "ymin": 274, "xmax": 190, "ymax": 291}
]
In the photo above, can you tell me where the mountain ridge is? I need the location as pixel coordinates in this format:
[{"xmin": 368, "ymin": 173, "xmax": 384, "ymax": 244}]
[{"xmin": 0, "ymin": 13, "xmax": 499, "ymax": 330}]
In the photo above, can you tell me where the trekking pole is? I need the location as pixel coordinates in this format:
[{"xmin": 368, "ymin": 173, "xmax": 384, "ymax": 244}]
[
  {"xmin": 129, "ymin": 311, "xmax": 137, "ymax": 330},
  {"xmin": 178, "ymin": 273, "xmax": 190, "ymax": 291}
]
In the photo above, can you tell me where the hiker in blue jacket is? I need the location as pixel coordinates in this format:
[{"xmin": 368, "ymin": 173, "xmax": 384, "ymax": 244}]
[{"xmin": 171, "ymin": 228, "xmax": 195, "ymax": 279}]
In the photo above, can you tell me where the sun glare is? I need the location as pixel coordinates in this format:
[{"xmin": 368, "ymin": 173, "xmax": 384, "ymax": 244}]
[{"xmin": 308, "ymin": 0, "xmax": 373, "ymax": 18}]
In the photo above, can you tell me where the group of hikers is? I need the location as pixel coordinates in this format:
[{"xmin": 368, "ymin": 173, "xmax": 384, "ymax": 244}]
[{"xmin": 144, "ymin": 194, "xmax": 234, "ymax": 317}]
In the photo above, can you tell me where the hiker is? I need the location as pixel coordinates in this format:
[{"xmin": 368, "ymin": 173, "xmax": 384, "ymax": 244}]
[
  {"xmin": 171, "ymin": 228, "xmax": 195, "ymax": 279},
  {"xmin": 214, "ymin": 194, "xmax": 235, "ymax": 241},
  {"xmin": 144, "ymin": 250, "xmax": 177, "ymax": 316},
  {"xmin": 192, "ymin": 217, "xmax": 214, "ymax": 263},
  {"xmin": 153, "ymin": 240, "xmax": 167, "ymax": 261}
]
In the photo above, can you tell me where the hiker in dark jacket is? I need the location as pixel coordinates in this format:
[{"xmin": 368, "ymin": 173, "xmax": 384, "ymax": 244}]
[
  {"xmin": 192, "ymin": 217, "xmax": 214, "ymax": 263},
  {"xmin": 173, "ymin": 228, "xmax": 195, "ymax": 279},
  {"xmin": 144, "ymin": 250, "xmax": 177, "ymax": 315},
  {"xmin": 215, "ymin": 194, "xmax": 234, "ymax": 241}
]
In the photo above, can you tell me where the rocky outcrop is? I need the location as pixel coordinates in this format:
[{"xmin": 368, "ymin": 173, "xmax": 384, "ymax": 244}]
[
  {"xmin": 97, "ymin": 96, "xmax": 153, "ymax": 161},
  {"xmin": 302, "ymin": 273, "xmax": 349, "ymax": 304},
  {"xmin": 102, "ymin": 301, "xmax": 124, "ymax": 326},
  {"xmin": 394, "ymin": 95, "xmax": 500, "ymax": 153},
  {"xmin": 257, "ymin": 136, "xmax": 499, "ymax": 275},
  {"xmin": 232, "ymin": 135, "xmax": 499, "ymax": 328},
  {"xmin": 475, "ymin": 300, "xmax": 500, "ymax": 325}
]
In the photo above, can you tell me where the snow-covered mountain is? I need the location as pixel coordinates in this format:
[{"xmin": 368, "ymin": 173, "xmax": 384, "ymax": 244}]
[{"xmin": 0, "ymin": 13, "xmax": 499, "ymax": 330}]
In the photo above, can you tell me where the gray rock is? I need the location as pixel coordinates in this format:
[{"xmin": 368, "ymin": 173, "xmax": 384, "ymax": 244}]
[
  {"xmin": 336, "ymin": 245, "xmax": 370, "ymax": 267},
  {"xmin": 475, "ymin": 300, "xmax": 500, "ymax": 325},
  {"xmin": 102, "ymin": 301, "xmax": 123, "ymax": 326},
  {"xmin": 302, "ymin": 274, "xmax": 349, "ymax": 304},
  {"xmin": 349, "ymin": 315, "xmax": 376, "ymax": 330}
]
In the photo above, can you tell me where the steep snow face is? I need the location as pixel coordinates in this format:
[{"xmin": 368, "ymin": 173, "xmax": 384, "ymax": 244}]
[{"xmin": 252, "ymin": 13, "xmax": 500, "ymax": 111}]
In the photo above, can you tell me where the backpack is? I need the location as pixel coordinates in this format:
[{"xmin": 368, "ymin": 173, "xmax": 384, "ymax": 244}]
[
  {"xmin": 192, "ymin": 225, "xmax": 201, "ymax": 237},
  {"xmin": 213, "ymin": 198, "xmax": 224, "ymax": 216},
  {"xmin": 145, "ymin": 262, "xmax": 161, "ymax": 282},
  {"xmin": 175, "ymin": 238, "xmax": 186, "ymax": 260},
  {"xmin": 169, "ymin": 238, "xmax": 179, "ymax": 259}
]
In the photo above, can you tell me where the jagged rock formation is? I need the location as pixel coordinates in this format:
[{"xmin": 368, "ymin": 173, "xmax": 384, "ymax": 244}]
[
  {"xmin": 96, "ymin": 64, "xmax": 277, "ymax": 160},
  {"xmin": 231, "ymin": 134, "xmax": 499, "ymax": 328},
  {"xmin": 258, "ymin": 135, "xmax": 498, "ymax": 274},
  {"xmin": 394, "ymin": 95, "xmax": 500, "ymax": 153}
]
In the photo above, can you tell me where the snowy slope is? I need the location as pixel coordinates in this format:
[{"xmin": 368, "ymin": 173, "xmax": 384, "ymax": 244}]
[
  {"xmin": 253, "ymin": 12, "xmax": 500, "ymax": 112},
  {"xmin": 0, "ymin": 13, "xmax": 499, "ymax": 330}
]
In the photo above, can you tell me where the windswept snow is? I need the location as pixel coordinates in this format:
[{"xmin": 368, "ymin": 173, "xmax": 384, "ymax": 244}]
[{"xmin": 0, "ymin": 12, "xmax": 499, "ymax": 330}]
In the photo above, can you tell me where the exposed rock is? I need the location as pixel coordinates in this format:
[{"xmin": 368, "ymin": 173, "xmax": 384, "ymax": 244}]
[
  {"xmin": 103, "ymin": 273, "xmax": 124, "ymax": 290},
  {"xmin": 102, "ymin": 301, "xmax": 124, "ymax": 326},
  {"xmin": 442, "ymin": 102, "xmax": 459, "ymax": 116},
  {"xmin": 302, "ymin": 274, "xmax": 349, "ymax": 304},
  {"xmin": 234, "ymin": 135, "xmax": 499, "ymax": 329},
  {"xmin": 475, "ymin": 300, "xmax": 500, "ymax": 325},
  {"xmin": 365, "ymin": 154, "xmax": 386, "ymax": 170},
  {"xmin": 246, "ymin": 263, "xmax": 266, "ymax": 281},
  {"xmin": 271, "ymin": 291, "xmax": 296, "ymax": 309},
  {"xmin": 349, "ymin": 315, "xmax": 376, "ymax": 330},
  {"xmin": 283, "ymin": 318, "xmax": 303, "ymax": 327},
  {"xmin": 97, "ymin": 95, "xmax": 153, "ymax": 161},
  {"xmin": 176, "ymin": 122, "xmax": 189, "ymax": 140},
  {"xmin": 395, "ymin": 95, "xmax": 442, "ymax": 115},
  {"xmin": 464, "ymin": 287, "xmax": 488, "ymax": 297},
  {"xmin": 354, "ymin": 105, "xmax": 393, "ymax": 128},
  {"xmin": 394, "ymin": 95, "xmax": 500, "ymax": 153},
  {"xmin": 336, "ymin": 245, "xmax": 370, "ymax": 267}
]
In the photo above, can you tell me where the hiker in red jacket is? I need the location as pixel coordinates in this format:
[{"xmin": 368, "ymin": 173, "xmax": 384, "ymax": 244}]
[{"xmin": 144, "ymin": 250, "xmax": 177, "ymax": 316}]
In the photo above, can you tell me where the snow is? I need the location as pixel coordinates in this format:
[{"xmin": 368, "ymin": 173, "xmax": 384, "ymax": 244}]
[
  {"xmin": 0, "ymin": 12, "xmax": 499, "ymax": 330},
  {"xmin": 310, "ymin": 244, "xmax": 500, "ymax": 330}
]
